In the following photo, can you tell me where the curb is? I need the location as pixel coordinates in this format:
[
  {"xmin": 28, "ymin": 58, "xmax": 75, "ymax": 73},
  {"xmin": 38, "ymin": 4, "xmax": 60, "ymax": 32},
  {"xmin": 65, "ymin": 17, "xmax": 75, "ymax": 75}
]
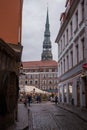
[{"xmin": 57, "ymin": 105, "xmax": 87, "ymax": 123}]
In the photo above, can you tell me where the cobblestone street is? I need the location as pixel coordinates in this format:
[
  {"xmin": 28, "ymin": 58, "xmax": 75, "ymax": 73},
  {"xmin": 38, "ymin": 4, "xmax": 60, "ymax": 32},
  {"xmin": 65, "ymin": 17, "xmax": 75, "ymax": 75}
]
[{"xmin": 27, "ymin": 102, "xmax": 87, "ymax": 130}]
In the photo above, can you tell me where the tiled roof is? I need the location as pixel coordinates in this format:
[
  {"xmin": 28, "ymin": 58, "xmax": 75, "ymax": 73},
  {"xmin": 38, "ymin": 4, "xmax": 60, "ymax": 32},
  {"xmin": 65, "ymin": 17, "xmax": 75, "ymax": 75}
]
[{"xmin": 22, "ymin": 60, "xmax": 57, "ymax": 69}]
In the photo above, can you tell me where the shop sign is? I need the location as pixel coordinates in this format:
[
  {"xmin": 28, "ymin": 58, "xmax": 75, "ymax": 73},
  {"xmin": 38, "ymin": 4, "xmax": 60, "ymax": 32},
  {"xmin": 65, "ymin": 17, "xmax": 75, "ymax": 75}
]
[{"xmin": 82, "ymin": 63, "xmax": 87, "ymax": 69}]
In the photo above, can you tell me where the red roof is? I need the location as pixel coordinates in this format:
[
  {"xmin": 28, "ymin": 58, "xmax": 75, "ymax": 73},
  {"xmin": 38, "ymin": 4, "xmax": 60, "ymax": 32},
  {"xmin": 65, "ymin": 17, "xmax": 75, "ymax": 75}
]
[{"xmin": 22, "ymin": 60, "xmax": 57, "ymax": 69}]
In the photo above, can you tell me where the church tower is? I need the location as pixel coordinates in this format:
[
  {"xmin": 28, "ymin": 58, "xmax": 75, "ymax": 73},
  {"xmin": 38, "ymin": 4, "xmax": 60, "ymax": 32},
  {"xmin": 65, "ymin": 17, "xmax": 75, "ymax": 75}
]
[{"xmin": 41, "ymin": 8, "xmax": 53, "ymax": 61}]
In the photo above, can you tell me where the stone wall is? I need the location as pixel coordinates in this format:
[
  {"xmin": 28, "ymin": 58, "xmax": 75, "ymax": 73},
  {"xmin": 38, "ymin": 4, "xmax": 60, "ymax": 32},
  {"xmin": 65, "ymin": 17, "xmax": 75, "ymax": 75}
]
[{"xmin": 0, "ymin": 39, "xmax": 21, "ymax": 129}]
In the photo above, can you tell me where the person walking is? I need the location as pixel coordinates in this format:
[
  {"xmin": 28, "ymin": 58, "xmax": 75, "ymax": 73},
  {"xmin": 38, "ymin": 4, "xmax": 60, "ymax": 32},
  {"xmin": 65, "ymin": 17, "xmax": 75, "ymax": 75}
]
[
  {"xmin": 24, "ymin": 96, "xmax": 27, "ymax": 107},
  {"xmin": 28, "ymin": 94, "xmax": 32, "ymax": 106},
  {"xmin": 55, "ymin": 95, "xmax": 58, "ymax": 105},
  {"xmin": 36, "ymin": 95, "xmax": 39, "ymax": 103}
]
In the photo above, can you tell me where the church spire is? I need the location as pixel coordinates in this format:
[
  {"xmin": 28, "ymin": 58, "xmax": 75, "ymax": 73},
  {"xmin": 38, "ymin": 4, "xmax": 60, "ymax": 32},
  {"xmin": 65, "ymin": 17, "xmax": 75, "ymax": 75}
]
[
  {"xmin": 46, "ymin": 7, "xmax": 49, "ymax": 30},
  {"xmin": 44, "ymin": 7, "xmax": 50, "ymax": 37},
  {"xmin": 41, "ymin": 8, "xmax": 53, "ymax": 61}
]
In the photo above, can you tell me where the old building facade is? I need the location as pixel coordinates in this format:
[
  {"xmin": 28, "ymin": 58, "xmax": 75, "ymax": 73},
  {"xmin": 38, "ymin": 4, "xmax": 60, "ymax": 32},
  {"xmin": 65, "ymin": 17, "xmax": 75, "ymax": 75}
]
[
  {"xmin": 19, "ymin": 60, "xmax": 58, "ymax": 92},
  {"xmin": 0, "ymin": 0, "xmax": 23, "ymax": 129},
  {"xmin": 55, "ymin": 0, "xmax": 87, "ymax": 108}
]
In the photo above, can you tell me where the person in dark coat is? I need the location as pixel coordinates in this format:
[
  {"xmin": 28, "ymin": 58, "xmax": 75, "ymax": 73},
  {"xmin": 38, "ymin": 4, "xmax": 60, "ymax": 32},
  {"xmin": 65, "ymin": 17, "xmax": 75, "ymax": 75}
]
[
  {"xmin": 24, "ymin": 96, "xmax": 27, "ymax": 107},
  {"xmin": 28, "ymin": 94, "xmax": 32, "ymax": 106},
  {"xmin": 36, "ymin": 95, "xmax": 39, "ymax": 103},
  {"xmin": 55, "ymin": 95, "xmax": 58, "ymax": 104}
]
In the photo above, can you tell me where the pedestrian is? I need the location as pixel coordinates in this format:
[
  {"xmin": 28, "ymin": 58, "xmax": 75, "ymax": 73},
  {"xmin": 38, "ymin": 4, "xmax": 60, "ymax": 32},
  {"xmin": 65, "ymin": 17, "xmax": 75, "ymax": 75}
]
[
  {"xmin": 28, "ymin": 94, "xmax": 32, "ymax": 106},
  {"xmin": 36, "ymin": 95, "xmax": 39, "ymax": 103},
  {"xmin": 24, "ymin": 96, "xmax": 27, "ymax": 107},
  {"xmin": 55, "ymin": 95, "xmax": 58, "ymax": 104},
  {"xmin": 38, "ymin": 94, "xmax": 41, "ymax": 103}
]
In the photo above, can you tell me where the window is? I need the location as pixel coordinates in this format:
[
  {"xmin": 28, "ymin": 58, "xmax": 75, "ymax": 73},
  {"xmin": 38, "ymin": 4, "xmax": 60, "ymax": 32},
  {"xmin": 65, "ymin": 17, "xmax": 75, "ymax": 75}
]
[
  {"xmin": 58, "ymin": 64, "xmax": 60, "ymax": 76},
  {"xmin": 61, "ymin": 61, "xmax": 62, "ymax": 74},
  {"xmin": 81, "ymin": 38, "xmax": 84, "ymax": 60},
  {"xmin": 70, "ymin": 51, "xmax": 73, "ymax": 67},
  {"xmin": 66, "ymin": 29, "xmax": 68, "ymax": 44},
  {"xmin": 70, "ymin": 21, "xmax": 73, "ymax": 38},
  {"xmin": 48, "ymin": 74, "xmax": 50, "ymax": 78},
  {"xmin": 54, "ymin": 73, "xmax": 57, "ymax": 78},
  {"xmin": 43, "ymin": 80, "xmax": 46, "ymax": 85},
  {"xmin": 75, "ymin": 10, "xmax": 78, "ymax": 29},
  {"xmin": 58, "ymin": 43, "xmax": 60, "ymax": 55},
  {"xmin": 42, "ymin": 74, "xmax": 46, "ymax": 78},
  {"xmin": 63, "ymin": 34, "xmax": 65, "ymax": 48},
  {"xmin": 30, "ymin": 81, "xmax": 32, "ymax": 85},
  {"xmin": 81, "ymin": 0, "xmax": 84, "ymax": 21},
  {"xmin": 35, "ymin": 74, "xmax": 38, "ymax": 78},
  {"xmin": 67, "ymin": 55, "xmax": 69, "ymax": 70},
  {"xmin": 61, "ymin": 39, "xmax": 62, "ymax": 51},
  {"xmin": 49, "ymin": 69, "xmax": 52, "ymax": 72},
  {"xmin": 44, "ymin": 74, "xmax": 46, "ymax": 78},
  {"xmin": 35, "ymin": 80, "xmax": 38, "ymax": 85},
  {"xmin": 25, "ymin": 75, "xmax": 27, "ymax": 79},
  {"xmin": 42, "ymin": 86, "xmax": 44, "ymax": 90},
  {"xmin": 49, "ymin": 80, "xmax": 52, "ymax": 84},
  {"xmin": 54, "ymin": 80, "xmax": 58, "ymax": 84},
  {"xmin": 63, "ymin": 59, "xmax": 65, "ymax": 73},
  {"xmin": 76, "ymin": 44, "xmax": 79, "ymax": 64},
  {"xmin": 30, "ymin": 75, "xmax": 32, "ymax": 79},
  {"xmin": 25, "ymin": 81, "xmax": 27, "ymax": 85},
  {"xmin": 48, "ymin": 73, "xmax": 53, "ymax": 78}
]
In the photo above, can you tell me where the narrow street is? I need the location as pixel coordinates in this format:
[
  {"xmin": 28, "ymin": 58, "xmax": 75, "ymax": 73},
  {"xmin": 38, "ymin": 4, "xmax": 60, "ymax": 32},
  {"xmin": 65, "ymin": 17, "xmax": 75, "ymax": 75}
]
[{"xmin": 27, "ymin": 102, "xmax": 87, "ymax": 130}]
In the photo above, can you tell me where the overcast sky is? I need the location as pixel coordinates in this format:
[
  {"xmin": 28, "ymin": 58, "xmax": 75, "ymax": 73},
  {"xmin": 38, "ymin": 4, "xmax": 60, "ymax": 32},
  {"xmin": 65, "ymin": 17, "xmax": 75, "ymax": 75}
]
[{"xmin": 22, "ymin": 0, "xmax": 66, "ymax": 62}]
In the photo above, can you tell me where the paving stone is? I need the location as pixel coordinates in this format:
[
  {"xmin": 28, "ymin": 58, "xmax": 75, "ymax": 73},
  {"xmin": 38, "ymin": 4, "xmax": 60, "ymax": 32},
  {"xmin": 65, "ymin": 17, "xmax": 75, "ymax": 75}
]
[
  {"xmin": 28, "ymin": 102, "xmax": 87, "ymax": 130},
  {"xmin": 7, "ymin": 102, "xmax": 87, "ymax": 130}
]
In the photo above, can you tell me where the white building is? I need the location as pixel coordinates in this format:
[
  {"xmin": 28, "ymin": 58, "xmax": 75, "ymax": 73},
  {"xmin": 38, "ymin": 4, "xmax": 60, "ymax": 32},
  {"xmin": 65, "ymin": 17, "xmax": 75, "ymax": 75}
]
[{"xmin": 55, "ymin": 0, "xmax": 87, "ymax": 108}]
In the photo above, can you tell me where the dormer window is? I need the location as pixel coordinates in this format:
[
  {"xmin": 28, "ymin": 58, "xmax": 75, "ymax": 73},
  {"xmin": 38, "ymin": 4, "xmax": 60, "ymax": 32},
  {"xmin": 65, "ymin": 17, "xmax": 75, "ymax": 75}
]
[
  {"xmin": 60, "ymin": 12, "xmax": 65, "ymax": 25},
  {"xmin": 81, "ymin": 0, "xmax": 84, "ymax": 22}
]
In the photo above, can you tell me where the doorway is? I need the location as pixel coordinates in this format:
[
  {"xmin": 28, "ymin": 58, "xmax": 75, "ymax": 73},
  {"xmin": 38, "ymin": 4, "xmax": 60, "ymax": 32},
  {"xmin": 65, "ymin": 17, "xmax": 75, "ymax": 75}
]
[
  {"xmin": 77, "ymin": 83, "xmax": 80, "ymax": 106},
  {"xmin": 68, "ymin": 84, "xmax": 72, "ymax": 104},
  {"xmin": 84, "ymin": 77, "xmax": 87, "ymax": 108}
]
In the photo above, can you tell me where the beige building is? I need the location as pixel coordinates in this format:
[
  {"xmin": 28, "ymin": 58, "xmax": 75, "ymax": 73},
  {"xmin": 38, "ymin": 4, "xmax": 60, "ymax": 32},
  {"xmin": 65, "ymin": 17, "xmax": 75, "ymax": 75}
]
[
  {"xmin": 19, "ymin": 60, "xmax": 58, "ymax": 93},
  {"xmin": 55, "ymin": 0, "xmax": 87, "ymax": 108}
]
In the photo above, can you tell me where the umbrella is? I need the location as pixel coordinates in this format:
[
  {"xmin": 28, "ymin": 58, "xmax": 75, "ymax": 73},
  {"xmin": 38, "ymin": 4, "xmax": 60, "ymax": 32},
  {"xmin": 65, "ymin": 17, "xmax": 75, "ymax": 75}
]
[{"xmin": 24, "ymin": 85, "xmax": 49, "ymax": 94}]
